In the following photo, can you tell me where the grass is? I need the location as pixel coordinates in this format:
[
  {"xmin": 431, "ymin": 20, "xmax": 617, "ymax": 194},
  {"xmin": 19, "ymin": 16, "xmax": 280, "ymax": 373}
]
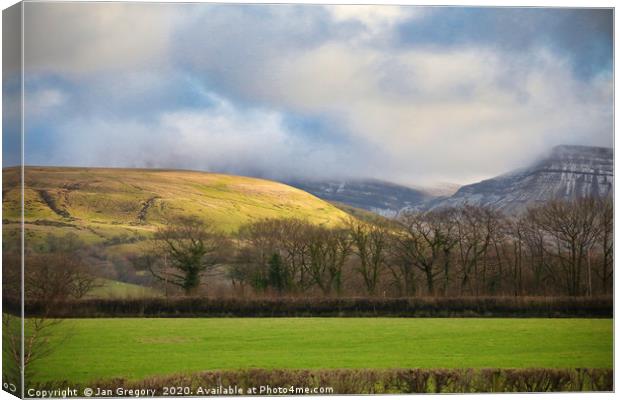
[
  {"xmin": 3, "ymin": 167, "xmax": 350, "ymax": 250},
  {"xmin": 86, "ymin": 279, "xmax": 161, "ymax": 299},
  {"xmin": 29, "ymin": 318, "xmax": 612, "ymax": 383}
]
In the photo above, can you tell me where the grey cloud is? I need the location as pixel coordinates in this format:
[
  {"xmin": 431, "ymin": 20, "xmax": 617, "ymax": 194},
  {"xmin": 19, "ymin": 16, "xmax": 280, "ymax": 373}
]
[
  {"xmin": 24, "ymin": 2, "xmax": 181, "ymax": 75},
  {"xmin": 34, "ymin": 94, "xmax": 377, "ymax": 182}
]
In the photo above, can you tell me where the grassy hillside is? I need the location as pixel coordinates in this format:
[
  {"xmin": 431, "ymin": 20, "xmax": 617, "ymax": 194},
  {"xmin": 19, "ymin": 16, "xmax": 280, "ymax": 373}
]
[
  {"xmin": 86, "ymin": 279, "xmax": 162, "ymax": 299},
  {"xmin": 3, "ymin": 167, "xmax": 351, "ymax": 246}
]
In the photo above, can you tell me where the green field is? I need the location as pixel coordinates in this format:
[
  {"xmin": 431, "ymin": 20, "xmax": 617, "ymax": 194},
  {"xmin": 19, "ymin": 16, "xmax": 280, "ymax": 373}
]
[{"xmin": 30, "ymin": 318, "xmax": 612, "ymax": 383}]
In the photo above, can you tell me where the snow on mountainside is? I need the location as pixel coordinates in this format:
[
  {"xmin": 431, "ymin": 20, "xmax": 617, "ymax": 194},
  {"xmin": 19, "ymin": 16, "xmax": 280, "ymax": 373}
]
[
  {"xmin": 427, "ymin": 145, "xmax": 613, "ymax": 214},
  {"xmin": 286, "ymin": 179, "xmax": 433, "ymax": 217},
  {"xmin": 286, "ymin": 145, "xmax": 612, "ymax": 217}
]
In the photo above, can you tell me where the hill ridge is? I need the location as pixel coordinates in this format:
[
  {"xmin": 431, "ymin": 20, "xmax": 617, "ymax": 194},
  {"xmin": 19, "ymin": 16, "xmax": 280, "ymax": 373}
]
[{"xmin": 2, "ymin": 167, "xmax": 351, "ymax": 245}]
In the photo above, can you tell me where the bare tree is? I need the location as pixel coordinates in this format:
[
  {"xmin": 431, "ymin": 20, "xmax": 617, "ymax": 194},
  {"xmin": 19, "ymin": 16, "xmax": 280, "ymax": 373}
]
[
  {"xmin": 26, "ymin": 253, "xmax": 98, "ymax": 301},
  {"xmin": 503, "ymin": 218, "xmax": 526, "ymax": 296},
  {"xmin": 236, "ymin": 218, "xmax": 313, "ymax": 294},
  {"xmin": 520, "ymin": 212, "xmax": 556, "ymax": 295},
  {"xmin": 235, "ymin": 219, "xmax": 281, "ymax": 293},
  {"xmin": 595, "ymin": 197, "xmax": 613, "ymax": 294},
  {"xmin": 2, "ymin": 251, "xmax": 22, "ymax": 391},
  {"xmin": 147, "ymin": 217, "xmax": 224, "ymax": 295},
  {"xmin": 236, "ymin": 218, "xmax": 353, "ymax": 296},
  {"xmin": 453, "ymin": 206, "xmax": 496, "ymax": 296},
  {"xmin": 305, "ymin": 226, "xmax": 352, "ymax": 295},
  {"xmin": 479, "ymin": 209, "xmax": 506, "ymax": 295},
  {"xmin": 278, "ymin": 219, "xmax": 314, "ymax": 290},
  {"xmin": 347, "ymin": 218, "xmax": 388, "ymax": 296},
  {"xmin": 395, "ymin": 209, "xmax": 458, "ymax": 296},
  {"xmin": 527, "ymin": 198, "xmax": 602, "ymax": 296},
  {"xmin": 3, "ymin": 241, "xmax": 97, "ymax": 389},
  {"xmin": 385, "ymin": 231, "xmax": 417, "ymax": 297}
]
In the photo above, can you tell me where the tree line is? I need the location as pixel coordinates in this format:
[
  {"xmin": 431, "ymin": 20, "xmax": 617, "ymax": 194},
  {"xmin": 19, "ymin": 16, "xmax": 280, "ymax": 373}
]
[{"xmin": 138, "ymin": 196, "xmax": 612, "ymax": 298}]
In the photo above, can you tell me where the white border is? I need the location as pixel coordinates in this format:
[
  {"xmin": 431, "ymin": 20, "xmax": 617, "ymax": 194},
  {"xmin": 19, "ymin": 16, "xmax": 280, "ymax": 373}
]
[{"xmin": 0, "ymin": 1, "xmax": 616, "ymax": 400}]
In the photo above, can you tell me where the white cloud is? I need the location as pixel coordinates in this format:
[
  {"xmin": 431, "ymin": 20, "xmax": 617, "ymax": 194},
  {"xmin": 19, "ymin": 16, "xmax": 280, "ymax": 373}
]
[
  {"xmin": 39, "ymin": 94, "xmax": 365, "ymax": 181},
  {"xmin": 198, "ymin": 41, "xmax": 612, "ymax": 184},
  {"xmin": 326, "ymin": 5, "xmax": 421, "ymax": 35},
  {"xmin": 25, "ymin": 88, "xmax": 66, "ymax": 117}
]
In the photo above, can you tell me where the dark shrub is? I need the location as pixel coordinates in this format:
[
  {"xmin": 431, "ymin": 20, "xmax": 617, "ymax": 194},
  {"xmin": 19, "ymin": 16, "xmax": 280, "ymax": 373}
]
[
  {"xmin": 20, "ymin": 296, "xmax": 612, "ymax": 318},
  {"xmin": 29, "ymin": 368, "xmax": 612, "ymax": 395}
]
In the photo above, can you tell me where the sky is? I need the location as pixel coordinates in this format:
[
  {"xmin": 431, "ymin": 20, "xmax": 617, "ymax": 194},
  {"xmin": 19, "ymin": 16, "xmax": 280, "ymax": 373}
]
[{"xmin": 9, "ymin": 3, "xmax": 614, "ymax": 186}]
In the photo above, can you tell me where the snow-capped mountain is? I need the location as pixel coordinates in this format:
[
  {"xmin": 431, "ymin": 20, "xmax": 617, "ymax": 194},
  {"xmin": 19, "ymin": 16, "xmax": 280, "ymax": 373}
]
[
  {"xmin": 287, "ymin": 145, "xmax": 612, "ymax": 217},
  {"xmin": 427, "ymin": 145, "xmax": 613, "ymax": 213}
]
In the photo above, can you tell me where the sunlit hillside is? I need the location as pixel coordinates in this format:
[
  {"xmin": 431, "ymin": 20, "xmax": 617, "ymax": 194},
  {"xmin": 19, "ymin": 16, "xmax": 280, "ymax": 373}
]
[{"xmin": 2, "ymin": 166, "xmax": 351, "ymax": 247}]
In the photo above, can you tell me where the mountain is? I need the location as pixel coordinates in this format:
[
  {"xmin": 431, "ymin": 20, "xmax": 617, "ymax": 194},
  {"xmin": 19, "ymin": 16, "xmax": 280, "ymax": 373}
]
[
  {"xmin": 2, "ymin": 167, "xmax": 351, "ymax": 245},
  {"xmin": 283, "ymin": 145, "xmax": 612, "ymax": 217},
  {"xmin": 428, "ymin": 145, "xmax": 613, "ymax": 213},
  {"xmin": 286, "ymin": 179, "xmax": 434, "ymax": 217}
]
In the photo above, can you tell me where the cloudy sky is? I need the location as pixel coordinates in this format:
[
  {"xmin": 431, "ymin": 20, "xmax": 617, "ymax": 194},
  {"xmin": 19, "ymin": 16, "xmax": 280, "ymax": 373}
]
[{"xmin": 14, "ymin": 3, "xmax": 614, "ymax": 185}]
